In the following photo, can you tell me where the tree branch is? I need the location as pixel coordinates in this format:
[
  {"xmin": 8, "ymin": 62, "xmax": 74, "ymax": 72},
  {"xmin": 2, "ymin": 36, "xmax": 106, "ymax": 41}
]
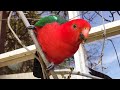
[
  {"xmin": 109, "ymin": 11, "xmax": 115, "ymax": 21},
  {"xmin": 117, "ymin": 11, "xmax": 120, "ymax": 16},
  {"xmin": 95, "ymin": 11, "xmax": 111, "ymax": 22}
]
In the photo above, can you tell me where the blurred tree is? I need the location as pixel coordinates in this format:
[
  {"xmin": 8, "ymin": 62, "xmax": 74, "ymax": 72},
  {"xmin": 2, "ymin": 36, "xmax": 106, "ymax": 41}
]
[
  {"xmin": 5, "ymin": 11, "xmax": 41, "ymax": 71},
  {"xmin": 5, "ymin": 11, "xmax": 40, "ymax": 52}
]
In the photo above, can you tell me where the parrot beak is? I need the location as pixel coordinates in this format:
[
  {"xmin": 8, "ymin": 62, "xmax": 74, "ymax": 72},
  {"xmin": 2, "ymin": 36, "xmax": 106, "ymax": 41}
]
[
  {"xmin": 80, "ymin": 28, "xmax": 90, "ymax": 43},
  {"xmin": 79, "ymin": 33, "xmax": 87, "ymax": 43}
]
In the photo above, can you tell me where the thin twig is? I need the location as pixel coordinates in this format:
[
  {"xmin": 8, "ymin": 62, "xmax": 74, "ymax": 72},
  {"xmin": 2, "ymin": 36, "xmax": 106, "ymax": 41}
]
[
  {"xmin": 109, "ymin": 11, "xmax": 115, "ymax": 22},
  {"xmin": 92, "ymin": 11, "xmax": 106, "ymax": 70},
  {"xmin": 107, "ymin": 39, "xmax": 120, "ymax": 68},
  {"xmin": 83, "ymin": 12, "xmax": 97, "ymax": 22},
  {"xmin": 95, "ymin": 11, "xmax": 111, "ymax": 22},
  {"xmin": 67, "ymin": 67, "xmax": 74, "ymax": 79},
  {"xmin": 117, "ymin": 11, "xmax": 120, "ymax": 16}
]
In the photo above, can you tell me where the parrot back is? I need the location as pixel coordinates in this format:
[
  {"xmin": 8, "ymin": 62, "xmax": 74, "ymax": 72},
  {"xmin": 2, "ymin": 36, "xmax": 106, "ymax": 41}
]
[{"xmin": 35, "ymin": 15, "xmax": 68, "ymax": 27}]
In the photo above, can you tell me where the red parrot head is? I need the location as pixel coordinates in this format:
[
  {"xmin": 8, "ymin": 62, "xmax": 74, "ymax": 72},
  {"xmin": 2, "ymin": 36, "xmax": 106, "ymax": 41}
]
[{"xmin": 61, "ymin": 19, "xmax": 91, "ymax": 45}]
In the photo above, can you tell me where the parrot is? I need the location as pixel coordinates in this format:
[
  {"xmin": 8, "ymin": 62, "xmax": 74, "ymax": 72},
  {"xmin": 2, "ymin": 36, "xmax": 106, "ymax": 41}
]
[
  {"xmin": 32, "ymin": 15, "xmax": 112, "ymax": 79},
  {"xmin": 33, "ymin": 15, "xmax": 91, "ymax": 78},
  {"xmin": 34, "ymin": 15, "xmax": 91, "ymax": 64}
]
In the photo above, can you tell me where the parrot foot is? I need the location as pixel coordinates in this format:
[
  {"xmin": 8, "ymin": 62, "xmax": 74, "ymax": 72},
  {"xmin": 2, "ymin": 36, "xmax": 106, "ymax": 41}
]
[
  {"xmin": 46, "ymin": 62, "xmax": 55, "ymax": 71},
  {"xmin": 27, "ymin": 25, "xmax": 36, "ymax": 30}
]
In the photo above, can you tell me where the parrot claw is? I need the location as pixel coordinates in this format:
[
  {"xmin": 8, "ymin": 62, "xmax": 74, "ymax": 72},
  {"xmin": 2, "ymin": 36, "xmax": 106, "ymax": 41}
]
[
  {"xmin": 46, "ymin": 62, "xmax": 55, "ymax": 71},
  {"xmin": 27, "ymin": 25, "xmax": 36, "ymax": 30}
]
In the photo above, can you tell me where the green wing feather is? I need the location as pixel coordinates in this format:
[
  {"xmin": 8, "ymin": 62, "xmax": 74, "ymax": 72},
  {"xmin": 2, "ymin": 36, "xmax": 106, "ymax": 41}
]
[{"xmin": 35, "ymin": 15, "xmax": 68, "ymax": 27}]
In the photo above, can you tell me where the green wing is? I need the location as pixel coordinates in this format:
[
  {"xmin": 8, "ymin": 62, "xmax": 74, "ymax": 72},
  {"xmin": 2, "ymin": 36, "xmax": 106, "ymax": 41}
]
[{"xmin": 34, "ymin": 15, "xmax": 68, "ymax": 27}]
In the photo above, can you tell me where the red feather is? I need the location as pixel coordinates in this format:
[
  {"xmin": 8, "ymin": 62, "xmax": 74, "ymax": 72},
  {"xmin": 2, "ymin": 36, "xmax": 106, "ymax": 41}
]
[{"xmin": 36, "ymin": 19, "xmax": 91, "ymax": 64}]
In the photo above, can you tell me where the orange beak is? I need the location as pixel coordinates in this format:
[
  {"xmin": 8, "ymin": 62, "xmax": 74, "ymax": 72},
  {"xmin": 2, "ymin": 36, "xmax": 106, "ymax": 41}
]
[
  {"xmin": 82, "ymin": 28, "xmax": 90, "ymax": 39},
  {"xmin": 80, "ymin": 28, "xmax": 90, "ymax": 42}
]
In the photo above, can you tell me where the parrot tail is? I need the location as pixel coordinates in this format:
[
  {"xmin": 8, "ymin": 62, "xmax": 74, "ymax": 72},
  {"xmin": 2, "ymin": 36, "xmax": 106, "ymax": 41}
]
[
  {"xmin": 33, "ymin": 52, "xmax": 44, "ymax": 79},
  {"xmin": 88, "ymin": 68, "xmax": 112, "ymax": 79}
]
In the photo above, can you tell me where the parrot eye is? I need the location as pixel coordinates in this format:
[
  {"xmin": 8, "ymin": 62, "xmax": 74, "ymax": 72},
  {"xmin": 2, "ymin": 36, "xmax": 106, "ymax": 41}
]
[{"xmin": 72, "ymin": 24, "xmax": 77, "ymax": 29}]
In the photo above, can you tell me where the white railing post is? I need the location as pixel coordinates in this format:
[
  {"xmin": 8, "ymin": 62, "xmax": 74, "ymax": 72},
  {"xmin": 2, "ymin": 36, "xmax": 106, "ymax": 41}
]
[{"xmin": 68, "ymin": 11, "xmax": 89, "ymax": 79}]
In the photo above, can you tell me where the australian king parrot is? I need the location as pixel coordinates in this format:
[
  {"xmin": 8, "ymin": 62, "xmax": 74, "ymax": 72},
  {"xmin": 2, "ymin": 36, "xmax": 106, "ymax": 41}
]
[{"xmin": 32, "ymin": 15, "xmax": 112, "ymax": 79}]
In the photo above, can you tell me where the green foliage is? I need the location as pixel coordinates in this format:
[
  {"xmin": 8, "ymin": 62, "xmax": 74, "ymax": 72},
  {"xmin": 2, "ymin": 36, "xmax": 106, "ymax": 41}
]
[{"xmin": 5, "ymin": 11, "xmax": 40, "ymax": 52}]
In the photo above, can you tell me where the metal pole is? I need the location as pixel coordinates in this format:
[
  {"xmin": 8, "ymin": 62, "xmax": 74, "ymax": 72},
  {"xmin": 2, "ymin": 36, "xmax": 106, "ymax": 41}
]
[{"xmin": 16, "ymin": 11, "xmax": 58, "ymax": 79}]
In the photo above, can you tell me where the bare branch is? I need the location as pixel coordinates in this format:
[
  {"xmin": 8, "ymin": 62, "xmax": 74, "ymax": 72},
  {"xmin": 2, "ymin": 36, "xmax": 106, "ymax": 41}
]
[
  {"xmin": 117, "ymin": 11, "xmax": 120, "ymax": 16},
  {"xmin": 81, "ymin": 11, "xmax": 89, "ymax": 18},
  {"xmin": 83, "ymin": 12, "xmax": 97, "ymax": 22},
  {"xmin": 95, "ymin": 11, "xmax": 111, "ymax": 22},
  {"xmin": 109, "ymin": 11, "xmax": 115, "ymax": 21}
]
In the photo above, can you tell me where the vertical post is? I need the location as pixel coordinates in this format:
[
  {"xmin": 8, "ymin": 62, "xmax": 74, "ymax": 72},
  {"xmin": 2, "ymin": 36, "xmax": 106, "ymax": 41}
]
[
  {"xmin": 68, "ymin": 11, "xmax": 89, "ymax": 79},
  {"xmin": 0, "ymin": 11, "xmax": 8, "ymax": 54},
  {"xmin": 0, "ymin": 11, "xmax": 3, "ymax": 53}
]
